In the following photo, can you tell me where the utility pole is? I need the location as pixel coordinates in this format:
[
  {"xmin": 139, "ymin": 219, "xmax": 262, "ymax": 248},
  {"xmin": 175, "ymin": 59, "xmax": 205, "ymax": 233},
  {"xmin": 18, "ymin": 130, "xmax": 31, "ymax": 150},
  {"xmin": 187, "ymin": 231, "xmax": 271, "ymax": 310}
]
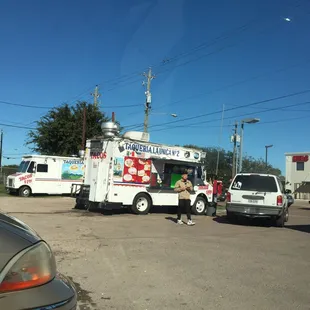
[
  {"xmin": 215, "ymin": 104, "xmax": 225, "ymax": 176},
  {"xmin": 0, "ymin": 130, "xmax": 3, "ymax": 172},
  {"xmin": 265, "ymin": 145, "xmax": 273, "ymax": 169},
  {"xmin": 143, "ymin": 68, "xmax": 155, "ymax": 133},
  {"xmin": 91, "ymin": 85, "xmax": 101, "ymax": 107},
  {"xmin": 238, "ymin": 122, "xmax": 244, "ymax": 173},
  {"xmin": 232, "ymin": 122, "xmax": 238, "ymax": 178},
  {"xmin": 81, "ymin": 107, "xmax": 86, "ymax": 151}
]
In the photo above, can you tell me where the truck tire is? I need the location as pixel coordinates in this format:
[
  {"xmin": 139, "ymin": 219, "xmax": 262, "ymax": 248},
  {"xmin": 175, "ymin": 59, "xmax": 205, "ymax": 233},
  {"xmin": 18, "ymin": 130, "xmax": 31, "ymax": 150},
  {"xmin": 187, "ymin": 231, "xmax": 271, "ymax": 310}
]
[
  {"xmin": 19, "ymin": 186, "xmax": 31, "ymax": 197},
  {"xmin": 131, "ymin": 193, "xmax": 152, "ymax": 215},
  {"xmin": 192, "ymin": 196, "xmax": 207, "ymax": 215}
]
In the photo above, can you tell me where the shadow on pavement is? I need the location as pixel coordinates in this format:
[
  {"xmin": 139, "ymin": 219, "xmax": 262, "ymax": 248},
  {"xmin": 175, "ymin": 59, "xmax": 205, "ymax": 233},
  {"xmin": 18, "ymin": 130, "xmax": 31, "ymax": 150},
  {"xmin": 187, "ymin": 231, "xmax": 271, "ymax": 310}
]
[
  {"xmin": 213, "ymin": 215, "xmax": 272, "ymax": 227},
  {"xmin": 299, "ymin": 207, "xmax": 310, "ymax": 211},
  {"xmin": 151, "ymin": 205, "xmax": 177, "ymax": 214},
  {"xmin": 285, "ymin": 225, "xmax": 310, "ymax": 234},
  {"xmin": 73, "ymin": 205, "xmax": 178, "ymax": 216},
  {"xmin": 165, "ymin": 216, "xmax": 177, "ymax": 223}
]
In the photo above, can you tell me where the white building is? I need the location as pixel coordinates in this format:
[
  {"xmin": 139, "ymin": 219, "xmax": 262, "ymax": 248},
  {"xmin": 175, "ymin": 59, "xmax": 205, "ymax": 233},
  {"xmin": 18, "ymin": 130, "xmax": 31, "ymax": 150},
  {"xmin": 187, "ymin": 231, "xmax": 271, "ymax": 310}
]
[{"xmin": 285, "ymin": 152, "xmax": 310, "ymax": 199}]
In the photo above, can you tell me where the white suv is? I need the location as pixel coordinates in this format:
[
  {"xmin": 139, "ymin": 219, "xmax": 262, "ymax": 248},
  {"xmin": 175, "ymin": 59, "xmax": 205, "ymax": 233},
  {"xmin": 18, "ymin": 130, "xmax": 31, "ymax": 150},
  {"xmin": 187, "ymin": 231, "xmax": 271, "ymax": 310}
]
[{"xmin": 226, "ymin": 173, "xmax": 289, "ymax": 227}]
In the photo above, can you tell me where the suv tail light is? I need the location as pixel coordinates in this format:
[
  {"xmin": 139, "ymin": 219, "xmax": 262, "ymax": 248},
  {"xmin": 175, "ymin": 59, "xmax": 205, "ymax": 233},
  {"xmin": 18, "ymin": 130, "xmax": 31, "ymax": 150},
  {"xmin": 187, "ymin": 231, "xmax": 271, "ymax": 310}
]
[
  {"xmin": 0, "ymin": 242, "xmax": 56, "ymax": 293},
  {"xmin": 226, "ymin": 192, "xmax": 231, "ymax": 202},
  {"xmin": 277, "ymin": 195, "xmax": 283, "ymax": 206}
]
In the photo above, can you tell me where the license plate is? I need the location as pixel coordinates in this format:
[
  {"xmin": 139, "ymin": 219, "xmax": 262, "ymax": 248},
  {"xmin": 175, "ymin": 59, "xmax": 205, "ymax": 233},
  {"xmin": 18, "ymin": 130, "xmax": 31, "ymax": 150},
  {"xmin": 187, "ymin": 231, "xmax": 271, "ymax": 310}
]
[{"xmin": 248, "ymin": 199, "xmax": 258, "ymax": 203}]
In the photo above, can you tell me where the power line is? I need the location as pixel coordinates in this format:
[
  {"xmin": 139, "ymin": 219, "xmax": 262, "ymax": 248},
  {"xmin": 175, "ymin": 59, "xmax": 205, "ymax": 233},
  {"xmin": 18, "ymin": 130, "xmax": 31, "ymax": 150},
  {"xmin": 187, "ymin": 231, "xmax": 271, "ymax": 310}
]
[
  {"xmin": 3, "ymin": 153, "xmax": 26, "ymax": 156},
  {"xmin": 123, "ymin": 88, "xmax": 310, "ymax": 130},
  {"xmin": 1, "ymin": 2, "xmax": 305, "ymax": 113},
  {"xmin": 123, "ymin": 56, "xmax": 310, "ymax": 121},
  {"xmin": 0, "ymin": 122, "xmax": 35, "ymax": 130},
  {"xmin": 154, "ymin": 1, "xmax": 306, "ymax": 79},
  {"xmin": 126, "ymin": 115, "xmax": 310, "ymax": 133},
  {"xmin": 65, "ymin": 1, "xmax": 304, "ymax": 103},
  {"xmin": 0, "ymin": 100, "xmax": 51, "ymax": 109},
  {"xmin": 103, "ymin": 0, "xmax": 304, "ymax": 90},
  {"xmin": 0, "ymin": 99, "xmax": 142, "ymax": 110},
  {"xmin": 94, "ymin": 20, "xmax": 257, "ymax": 91},
  {"xmin": 154, "ymin": 57, "xmax": 310, "ymax": 111},
  {"xmin": 191, "ymin": 100, "xmax": 310, "ymax": 127},
  {"xmin": 148, "ymin": 99, "xmax": 310, "ymax": 133}
]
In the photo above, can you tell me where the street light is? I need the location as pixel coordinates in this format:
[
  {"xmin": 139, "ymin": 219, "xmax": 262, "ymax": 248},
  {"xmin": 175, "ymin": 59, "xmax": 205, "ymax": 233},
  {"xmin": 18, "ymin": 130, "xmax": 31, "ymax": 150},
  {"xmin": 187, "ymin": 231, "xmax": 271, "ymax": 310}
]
[
  {"xmin": 238, "ymin": 118, "xmax": 260, "ymax": 173},
  {"xmin": 265, "ymin": 144, "xmax": 273, "ymax": 168},
  {"xmin": 151, "ymin": 112, "xmax": 178, "ymax": 117}
]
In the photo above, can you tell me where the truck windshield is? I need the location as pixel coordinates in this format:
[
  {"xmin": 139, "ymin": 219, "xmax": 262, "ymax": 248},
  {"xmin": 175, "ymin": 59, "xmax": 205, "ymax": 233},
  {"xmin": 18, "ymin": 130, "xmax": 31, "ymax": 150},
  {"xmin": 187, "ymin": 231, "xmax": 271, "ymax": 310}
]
[{"xmin": 18, "ymin": 161, "xmax": 30, "ymax": 173}]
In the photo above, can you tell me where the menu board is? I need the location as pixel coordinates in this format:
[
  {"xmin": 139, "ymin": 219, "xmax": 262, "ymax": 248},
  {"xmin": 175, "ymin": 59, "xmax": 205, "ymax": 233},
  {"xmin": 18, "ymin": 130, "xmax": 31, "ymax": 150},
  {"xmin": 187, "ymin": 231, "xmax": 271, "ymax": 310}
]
[
  {"xmin": 122, "ymin": 157, "xmax": 151, "ymax": 184},
  {"xmin": 123, "ymin": 157, "xmax": 138, "ymax": 183},
  {"xmin": 137, "ymin": 158, "xmax": 151, "ymax": 184}
]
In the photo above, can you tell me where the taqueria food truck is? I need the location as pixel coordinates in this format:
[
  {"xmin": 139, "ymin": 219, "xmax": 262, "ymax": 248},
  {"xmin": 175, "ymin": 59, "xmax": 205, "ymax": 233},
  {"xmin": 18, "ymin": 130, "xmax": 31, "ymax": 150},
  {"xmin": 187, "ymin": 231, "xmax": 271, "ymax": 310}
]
[
  {"xmin": 73, "ymin": 122, "xmax": 215, "ymax": 215},
  {"xmin": 6, "ymin": 155, "xmax": 84, "ymax": 197}
]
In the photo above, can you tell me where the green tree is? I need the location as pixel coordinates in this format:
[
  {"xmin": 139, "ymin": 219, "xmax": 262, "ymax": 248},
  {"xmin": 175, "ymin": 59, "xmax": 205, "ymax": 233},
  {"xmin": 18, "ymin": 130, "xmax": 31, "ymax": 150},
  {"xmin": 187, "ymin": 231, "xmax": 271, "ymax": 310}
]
[
  {"xmin": 242, "ymin": 156, "xmax": 281, "ymax": 176},
  {"xmin": 184, "ymin": 145, "xmax": 233, "ymax": 184},
  {"xmin": 27, "ymin": 101, "xmax": 109, "ymax": 156},
  {"xmin": 184, "ymin": 144, "xmax": 282, "ymax": 183},
  {"xmin": 1, "ymin": 165, "xmax": 19, "ymax": 175}
]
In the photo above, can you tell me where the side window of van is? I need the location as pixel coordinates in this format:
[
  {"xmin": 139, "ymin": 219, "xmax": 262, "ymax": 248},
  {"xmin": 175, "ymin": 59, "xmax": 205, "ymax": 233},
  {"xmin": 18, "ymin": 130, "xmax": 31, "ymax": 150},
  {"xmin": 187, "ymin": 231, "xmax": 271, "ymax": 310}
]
[
  {"xmin": 27, "ymin": 162, "xmax": 35, "ymax": 173},
  {"xmin": 37, "ymin": 164, "xmax": 48, "ymax": 173}
]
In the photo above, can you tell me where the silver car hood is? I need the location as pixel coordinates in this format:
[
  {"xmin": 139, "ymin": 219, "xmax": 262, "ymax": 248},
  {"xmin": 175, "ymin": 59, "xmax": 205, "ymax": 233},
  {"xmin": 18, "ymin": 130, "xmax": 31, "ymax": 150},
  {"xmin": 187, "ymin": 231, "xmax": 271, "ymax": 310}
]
[{"xmin": 0, "ymin": 212, "xmax": 41, "ymax": 271}]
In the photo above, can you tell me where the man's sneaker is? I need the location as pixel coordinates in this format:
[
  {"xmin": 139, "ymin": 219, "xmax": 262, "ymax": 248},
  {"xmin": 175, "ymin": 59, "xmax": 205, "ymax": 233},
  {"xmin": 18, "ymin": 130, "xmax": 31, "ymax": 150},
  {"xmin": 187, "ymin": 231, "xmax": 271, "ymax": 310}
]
[
  {"xmin": 177, "ymin": 219, "xmax": 183, "ymax": 225},
  {"xmin": 187, "ymin": 220, "xmax": 195, "ymax": 226}
]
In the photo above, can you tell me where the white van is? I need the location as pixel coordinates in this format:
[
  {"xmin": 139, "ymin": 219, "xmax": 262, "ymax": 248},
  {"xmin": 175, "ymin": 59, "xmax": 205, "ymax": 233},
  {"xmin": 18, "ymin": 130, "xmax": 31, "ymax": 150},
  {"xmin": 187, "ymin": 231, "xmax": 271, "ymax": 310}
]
[
  {"xmin": 6, "ymin": 155, "xmax": 84, "ymax": 197},
  {"xmin": 226, "ymin": 173, "xmax": 289, "ymax": 227}
]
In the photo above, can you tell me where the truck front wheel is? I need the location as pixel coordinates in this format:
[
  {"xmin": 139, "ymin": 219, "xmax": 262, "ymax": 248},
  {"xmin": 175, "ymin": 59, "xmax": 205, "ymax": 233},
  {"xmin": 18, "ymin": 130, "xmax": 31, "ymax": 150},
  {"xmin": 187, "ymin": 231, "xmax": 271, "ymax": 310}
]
[
  {"xmin": 131, "ymin": 193, "xmax": 152, "ymax": 215},
  {"xmin": 19, "ymin": 186, "xmax": 31, "ymax": 197},
  {"xmin": 192, "ymin": 196, "xmax": 207, "ymax": 215}
]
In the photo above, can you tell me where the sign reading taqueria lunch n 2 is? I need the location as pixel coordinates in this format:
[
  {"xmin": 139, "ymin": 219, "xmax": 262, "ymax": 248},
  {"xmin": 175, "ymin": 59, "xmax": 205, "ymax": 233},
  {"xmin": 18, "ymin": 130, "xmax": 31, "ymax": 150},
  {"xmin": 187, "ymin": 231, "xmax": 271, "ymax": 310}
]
[{"xmin": 124, "ymin": 142, "xmax": 200, "ymax": 161}]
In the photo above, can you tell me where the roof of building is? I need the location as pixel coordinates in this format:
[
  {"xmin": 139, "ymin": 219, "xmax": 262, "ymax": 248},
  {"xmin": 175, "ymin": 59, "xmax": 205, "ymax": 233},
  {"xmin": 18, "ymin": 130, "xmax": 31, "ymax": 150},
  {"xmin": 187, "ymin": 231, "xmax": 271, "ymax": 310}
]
[
  {"xmin": 295, "ymin": 182, "xmax": 310, "ymax": 193},
  {"xmin": 285, "ymin": 152, "xmax": 310, "ymax": 156}
]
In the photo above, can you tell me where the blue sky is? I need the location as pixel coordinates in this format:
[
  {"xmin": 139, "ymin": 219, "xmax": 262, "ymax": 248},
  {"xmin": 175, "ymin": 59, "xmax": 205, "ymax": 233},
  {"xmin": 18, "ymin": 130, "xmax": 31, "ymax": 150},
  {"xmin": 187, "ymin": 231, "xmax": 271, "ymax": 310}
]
[{"xmin": 1, "ymin": 0, "xmax": 310, "ymax": 174}]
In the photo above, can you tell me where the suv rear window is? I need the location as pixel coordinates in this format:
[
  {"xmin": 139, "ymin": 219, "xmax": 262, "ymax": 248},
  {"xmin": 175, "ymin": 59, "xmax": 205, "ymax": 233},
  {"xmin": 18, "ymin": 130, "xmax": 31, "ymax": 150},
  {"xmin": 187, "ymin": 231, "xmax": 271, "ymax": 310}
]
[{"xmin": 231, "ymin": 175, "xmax": 278, "ymax": 192}]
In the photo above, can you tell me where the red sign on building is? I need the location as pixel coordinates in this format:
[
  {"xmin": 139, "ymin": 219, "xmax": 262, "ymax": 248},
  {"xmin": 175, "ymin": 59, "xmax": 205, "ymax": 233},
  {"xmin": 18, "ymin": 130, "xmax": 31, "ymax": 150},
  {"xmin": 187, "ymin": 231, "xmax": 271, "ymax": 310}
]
[{"xmin": 292, "ymin": 155, "xmax": 309, "ymax": 162}]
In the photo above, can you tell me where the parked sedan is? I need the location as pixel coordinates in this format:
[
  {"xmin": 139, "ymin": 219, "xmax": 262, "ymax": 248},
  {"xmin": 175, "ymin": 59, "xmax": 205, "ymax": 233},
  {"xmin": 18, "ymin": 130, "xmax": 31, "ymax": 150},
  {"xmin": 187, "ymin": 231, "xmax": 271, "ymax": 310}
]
[
  {"xmin": 0, "ymin": 212, "xmax": 77, "ymax": 310},
  {"xmin": 286, "ymin": 194, "xmax": 294, "ymax": 207}
]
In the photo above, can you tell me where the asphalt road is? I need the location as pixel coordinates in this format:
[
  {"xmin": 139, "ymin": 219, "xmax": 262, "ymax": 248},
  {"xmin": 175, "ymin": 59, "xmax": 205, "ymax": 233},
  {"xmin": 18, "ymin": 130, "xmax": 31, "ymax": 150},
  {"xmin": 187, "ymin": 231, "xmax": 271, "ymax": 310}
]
[{"xmin": 1, "ymin": 196, "xmax": 310, "ymax": 310}]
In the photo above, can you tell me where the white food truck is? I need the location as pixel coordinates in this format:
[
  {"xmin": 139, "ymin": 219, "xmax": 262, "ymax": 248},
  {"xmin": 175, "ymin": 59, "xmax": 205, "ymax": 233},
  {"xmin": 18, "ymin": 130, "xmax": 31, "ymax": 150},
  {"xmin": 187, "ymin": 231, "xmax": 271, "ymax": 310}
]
[
  {"xmin": 74, "ymin": 122, "xmax": 215, "ymax": 215},
  {"xmin": 6, "ymin": 155, "xmax": 84, "ymax": 197}
]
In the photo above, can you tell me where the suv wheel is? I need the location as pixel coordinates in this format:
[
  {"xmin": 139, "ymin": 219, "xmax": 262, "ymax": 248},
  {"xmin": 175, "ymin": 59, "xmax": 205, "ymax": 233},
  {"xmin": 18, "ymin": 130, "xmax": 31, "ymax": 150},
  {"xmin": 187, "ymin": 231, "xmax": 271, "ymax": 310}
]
[
  {"xmin": 275, "ymin": 212, "xmax": 285, "ymax": 227},
  {"xmin": 284, "ymin": 208, "xmax": 289, "ymax": 222}
]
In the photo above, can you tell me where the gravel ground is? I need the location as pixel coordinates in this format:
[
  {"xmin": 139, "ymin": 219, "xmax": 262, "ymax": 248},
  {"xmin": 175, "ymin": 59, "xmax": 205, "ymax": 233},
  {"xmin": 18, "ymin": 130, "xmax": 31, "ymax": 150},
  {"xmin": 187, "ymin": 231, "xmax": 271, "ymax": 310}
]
[{"xmin": 1, "ymin": 196, "xmax": 310, "ymax": 310}]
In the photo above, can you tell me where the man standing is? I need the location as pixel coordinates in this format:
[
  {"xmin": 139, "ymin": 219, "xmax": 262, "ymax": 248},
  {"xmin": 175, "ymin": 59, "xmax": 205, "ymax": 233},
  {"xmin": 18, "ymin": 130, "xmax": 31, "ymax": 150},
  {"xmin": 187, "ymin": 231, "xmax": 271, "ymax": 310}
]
[{"xmin": 174, "ymin": 171, "xmax": 195, "ymax": 226}]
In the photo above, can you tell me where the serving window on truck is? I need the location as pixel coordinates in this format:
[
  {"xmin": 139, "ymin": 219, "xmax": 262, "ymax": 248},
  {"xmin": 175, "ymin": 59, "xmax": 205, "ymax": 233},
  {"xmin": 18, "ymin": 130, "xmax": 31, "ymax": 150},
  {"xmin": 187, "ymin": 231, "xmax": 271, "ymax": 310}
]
[{"xmin": 150, "ymin": 162, "xmax": 205, "ymax": 189}]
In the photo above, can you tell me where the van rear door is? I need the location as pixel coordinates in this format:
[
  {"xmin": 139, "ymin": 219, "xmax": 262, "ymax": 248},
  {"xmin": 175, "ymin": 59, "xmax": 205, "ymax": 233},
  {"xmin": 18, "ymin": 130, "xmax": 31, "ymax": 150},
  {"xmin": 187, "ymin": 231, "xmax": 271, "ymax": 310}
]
[{"xmin": 230, "ymin": 174, "xmax": 279, "ymax": 207}]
